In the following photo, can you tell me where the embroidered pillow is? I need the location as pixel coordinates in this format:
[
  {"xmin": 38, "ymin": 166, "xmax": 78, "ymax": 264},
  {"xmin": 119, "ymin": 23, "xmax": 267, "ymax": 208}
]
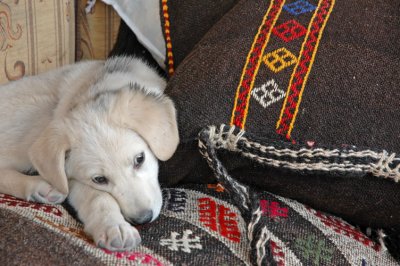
[
  {"xmin": 107, "ymin": 0, "xmax": 239, "ymax": 74},
  {"xmin": 159, "ymin": 0, "xmax": 239, "ymax": 74},
  {"xmin": 158, "ymin": 0, "xmax": 400, "ymax": 233},
  {"xmin": 0, "ymin": 185, "xmax": 397, "ymax": 265}
]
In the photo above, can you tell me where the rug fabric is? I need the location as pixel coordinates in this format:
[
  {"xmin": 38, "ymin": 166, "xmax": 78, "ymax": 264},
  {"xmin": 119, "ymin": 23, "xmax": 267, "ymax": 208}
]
[
  {"xmin": 198, "ymin": 124, "xmax": 400, "ymax": 263},
  {"xmin": 156, "ymin": 0, "xmax": 400, "ymax": 234},
  {"xmin": 0, "ymin": 186, "xmax": 397, "ymax": 265},
  {"xmin": 159, "ymin": 0, "xmax": 239, "ymax": 73}
]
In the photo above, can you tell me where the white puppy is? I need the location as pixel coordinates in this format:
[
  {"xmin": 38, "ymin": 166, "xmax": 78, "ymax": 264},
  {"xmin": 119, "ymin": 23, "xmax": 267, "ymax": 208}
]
[{"xmin": 0, "ymin": 56, "xmax": 179, "ymax": 251}]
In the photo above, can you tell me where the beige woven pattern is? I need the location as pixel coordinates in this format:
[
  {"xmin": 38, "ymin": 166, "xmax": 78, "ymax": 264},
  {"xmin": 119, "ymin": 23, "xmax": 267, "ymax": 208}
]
[
  {"xmin": 76, "ymin": 0, "xmax": 120, "ymax": 60},
  {"xmin": 0, "ymin": 193, "xmax": 170, "ymax": 265},
  {"xmin": 0, "ymin": 0, "xmax": 75, "ymax": 85}
]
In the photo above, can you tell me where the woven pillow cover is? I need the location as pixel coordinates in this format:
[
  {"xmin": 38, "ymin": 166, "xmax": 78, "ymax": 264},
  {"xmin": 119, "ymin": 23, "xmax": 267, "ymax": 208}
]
[
  {"xmin": 107, "ymin": 0, "xmax": 238, "ymax": 75},
  {"xmin": 159, "ymin": 0, "xmax": 239, "ymax": 74},
  {"xmin": 0, "ymin": 185, "xmax": 397, "ymax": 265},
  {"xmin": 158, "ymin": 0, "xmax": 400, "ymax": 233}
]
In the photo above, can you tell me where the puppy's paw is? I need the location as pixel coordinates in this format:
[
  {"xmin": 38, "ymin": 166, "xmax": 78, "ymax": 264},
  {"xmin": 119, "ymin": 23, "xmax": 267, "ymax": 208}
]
[
  {"xmin": 28, "ymin": 180, "xmax": 67, "ymax": 204},
  {"xmin": 94, "ymin": 222, "xmax": 141, "ymax": 251}
]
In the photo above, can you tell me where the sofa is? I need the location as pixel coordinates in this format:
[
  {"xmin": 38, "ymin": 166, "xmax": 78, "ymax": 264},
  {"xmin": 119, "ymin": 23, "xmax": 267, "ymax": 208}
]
[{"xmin": 0, "ymin": 0, "xmax": 399, "ymax": 265}]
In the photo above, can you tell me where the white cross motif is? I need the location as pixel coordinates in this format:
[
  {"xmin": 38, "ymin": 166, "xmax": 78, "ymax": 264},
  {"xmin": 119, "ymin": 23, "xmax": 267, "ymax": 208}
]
[
  {"xmin": 159, "ymin": 230, "xmax": 202, "ymax": 253},
  {"xmin": 251, "ymin": 79, "xmax": 286, "ymax": 108}
]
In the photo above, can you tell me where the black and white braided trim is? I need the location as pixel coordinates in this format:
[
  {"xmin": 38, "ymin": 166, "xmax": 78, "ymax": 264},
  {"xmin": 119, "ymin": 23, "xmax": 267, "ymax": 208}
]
[
  {"xmin": 198, "ymin": 124, "xmax": 400, "ymax": 264},
  {"xmin": 198, "ymin": 127, "xmax": 275, "ymax": 265},
  {"xmin": 199, "ymin": 124, "xmax": 400, "ymax": 182},
  {"xmin": 198, "ymin": 127, "xmax": 252, "ymax": 213}
]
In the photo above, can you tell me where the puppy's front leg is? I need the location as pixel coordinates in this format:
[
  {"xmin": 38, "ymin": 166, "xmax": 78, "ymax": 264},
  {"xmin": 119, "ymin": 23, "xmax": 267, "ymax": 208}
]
[
  {"xmin": 68, "ymin": 180, "xmax": 141, "ymax": 251},
  {"xmin": 0, "ymin": 168, "xmax": 66, "ymax": 204}
]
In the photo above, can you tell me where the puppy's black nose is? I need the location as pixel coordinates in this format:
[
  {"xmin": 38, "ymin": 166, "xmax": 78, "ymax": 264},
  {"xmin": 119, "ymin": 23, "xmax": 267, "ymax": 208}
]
[{"xmin": 135, "ymin": 210, "xmax": 153, "ymax": 224}]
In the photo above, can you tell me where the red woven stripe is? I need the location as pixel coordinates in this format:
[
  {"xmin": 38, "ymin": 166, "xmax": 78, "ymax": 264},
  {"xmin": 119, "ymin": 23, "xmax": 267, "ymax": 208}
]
[
  {"xmin": 232, "ymin": 0, "xmax": 284, "ymax": 128},
  {"xmin": 277, "ymin": 0, "xmax": 334, "ymax": 139}
]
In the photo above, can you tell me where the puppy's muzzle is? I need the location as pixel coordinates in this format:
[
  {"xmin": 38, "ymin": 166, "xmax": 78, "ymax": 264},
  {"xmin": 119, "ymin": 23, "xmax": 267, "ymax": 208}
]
[{"xmin": 129, "ymin": 209, "xmax": 153, "ymax": 225}]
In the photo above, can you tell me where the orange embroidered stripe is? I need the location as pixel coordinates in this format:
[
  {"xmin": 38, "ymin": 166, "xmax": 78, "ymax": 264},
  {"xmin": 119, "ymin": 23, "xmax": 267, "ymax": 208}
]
[
  {"xmin": 230, "ymin": 0, "xmax": 286, "ymax": 129},
  {"xmin": 162, "ymin": 0, "xmax": 175, "ymax": 75},
  {"xmin": 276, "ymin": 0, "xmax": 335, "ymax": 139}
]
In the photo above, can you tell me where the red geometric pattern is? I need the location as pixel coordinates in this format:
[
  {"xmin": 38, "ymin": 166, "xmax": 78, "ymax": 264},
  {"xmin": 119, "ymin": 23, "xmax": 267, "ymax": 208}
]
[
  {"xmin": 307, "ymin": 207, "xmax": 381, "ymax": 251},
  {"xmin": 273, "ymin": 19, "xmax": 307, "ymax": 43},
  {"xmin": 260, "ymin": 200, "xmax": 289, "ymax": 219},
  {"xmin": 276, "ymin": 0, "xmax": 335, "ymax": 139},
  {"xmin": 198, "ymin": 197, "xmax": 241, "ymax": 242},
  {"xmin": 0, "ymin": 194, "xmax": 63, "ymax": 217},
  {"xmin": 231, "ymin": 0, "xmax": 285, "ymax": 129},
  {"xmin": 103, "ymin": 250, "xmax": 163, "ymax": 265},
  {"xmin": 270, "ymin": 240, "xmax": 285, "ymax": 266}
]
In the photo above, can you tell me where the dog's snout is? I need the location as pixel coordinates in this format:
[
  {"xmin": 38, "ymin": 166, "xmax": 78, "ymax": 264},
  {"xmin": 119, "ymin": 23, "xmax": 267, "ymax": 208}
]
[{"xmin": 133, "ymin": 210, "xmax": 153, "ymax": 225}]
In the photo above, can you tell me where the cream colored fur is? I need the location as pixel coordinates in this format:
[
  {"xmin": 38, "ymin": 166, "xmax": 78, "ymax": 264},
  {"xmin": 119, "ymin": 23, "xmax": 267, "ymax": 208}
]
[{"xmin": 0, "ymin": 56, "xmax": 179, "ymax": 251}]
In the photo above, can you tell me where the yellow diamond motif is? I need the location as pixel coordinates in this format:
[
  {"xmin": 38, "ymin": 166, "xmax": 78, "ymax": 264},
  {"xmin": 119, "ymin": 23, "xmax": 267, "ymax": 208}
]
[{"xmin": 263, "ymin": 47, "xmax": 297, "ymax": 73}]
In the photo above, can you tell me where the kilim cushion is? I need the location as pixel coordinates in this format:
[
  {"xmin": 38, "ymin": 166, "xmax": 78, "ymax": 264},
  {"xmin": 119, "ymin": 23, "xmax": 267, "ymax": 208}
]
[
  {"xmin": 155, "ymin": 0, "xmax": 400, "ymax": 249},
  {"xmin": 0, "ymin": 186, "xmax": 397, "ymax": 265},
  {"xmin": 159, "ymin": 0, "xmax": 239, "ymax": 75},
  {"xmin": 198, "ymin": 125, "xmax": 400, "ymax": 262}
]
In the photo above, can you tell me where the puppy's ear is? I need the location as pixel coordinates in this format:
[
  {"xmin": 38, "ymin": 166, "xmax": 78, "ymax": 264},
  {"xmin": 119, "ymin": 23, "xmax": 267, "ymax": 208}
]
[
  {"xmin": 28, "ymin": 122, "xmax": 70, "ymax": 195},
  {"xmin": 113, "ymin": 89, "xmax": 179, "ymax": 161}
]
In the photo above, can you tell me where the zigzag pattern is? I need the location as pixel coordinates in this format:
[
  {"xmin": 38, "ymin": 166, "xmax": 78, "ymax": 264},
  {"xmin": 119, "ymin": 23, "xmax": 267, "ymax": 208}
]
[
  {"xmin": 276, "ymin": 0, "xmax": 335, "ymax": 139},
  {"xmin": 231, "ymin": 0, "xmax": 285, "ymax": 129},
  {"xmin": 161, "ymin": 0, "xmax": 175, "ymax": 75}
]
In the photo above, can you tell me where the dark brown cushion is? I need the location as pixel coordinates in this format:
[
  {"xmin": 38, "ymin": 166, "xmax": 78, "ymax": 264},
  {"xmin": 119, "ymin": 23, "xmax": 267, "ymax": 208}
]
[
  {"xmin": 159, "ymin": 0, "xmax": 400, "ymax": 233},
  {"xmin": 159, "ymin": 0, "xmax": 239, "ymax": 74},
  {"xmin": 1, "ymin": 187, "xmax": 397, "ymax": 265},
  {"xmin": 164, "ymin": 0, "xmax": 400, "ymax": 147}
]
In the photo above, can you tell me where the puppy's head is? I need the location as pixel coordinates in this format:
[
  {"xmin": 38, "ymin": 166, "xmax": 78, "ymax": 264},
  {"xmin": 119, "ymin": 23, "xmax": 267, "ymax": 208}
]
[
  {"xmin": 29, "ymin": 66, "xmax": 179, "ymax": 224},
  {"xmin": 65, "ymin": 116, "xmax": 164, "ymax": 224}
]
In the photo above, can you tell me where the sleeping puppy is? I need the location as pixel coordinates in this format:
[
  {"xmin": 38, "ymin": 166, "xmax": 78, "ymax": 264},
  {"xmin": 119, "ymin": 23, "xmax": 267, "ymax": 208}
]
[{"xmin": 0, "ymin": 56, "xmax": 179, "ymax": 251}]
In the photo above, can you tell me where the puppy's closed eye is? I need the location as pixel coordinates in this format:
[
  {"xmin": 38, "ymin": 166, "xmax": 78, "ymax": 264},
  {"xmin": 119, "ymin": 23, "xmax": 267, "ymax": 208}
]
[{"xmin": 134, "ymin": 152, "xmax": 145, "ymax": 169}]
